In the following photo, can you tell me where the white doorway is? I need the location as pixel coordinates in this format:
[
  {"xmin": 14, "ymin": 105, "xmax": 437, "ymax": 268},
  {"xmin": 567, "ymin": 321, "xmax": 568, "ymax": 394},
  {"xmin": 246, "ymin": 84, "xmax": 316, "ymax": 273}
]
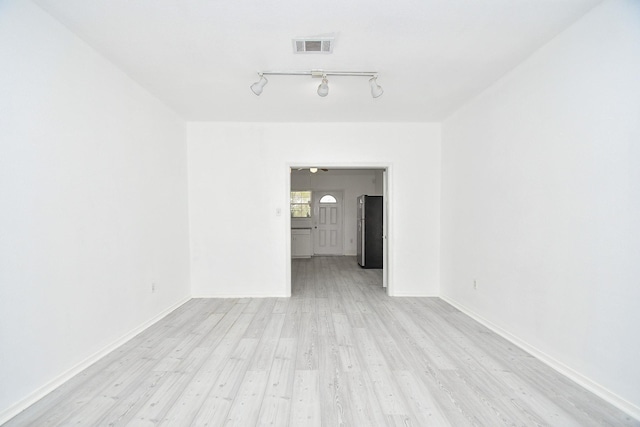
[
  {"xmin": 312, "ymin": 190, "xmax": 343, "ymax": 255},
  {"xmin": 287, "ymin": 166, "xmax": 392, "ymax": 296}
]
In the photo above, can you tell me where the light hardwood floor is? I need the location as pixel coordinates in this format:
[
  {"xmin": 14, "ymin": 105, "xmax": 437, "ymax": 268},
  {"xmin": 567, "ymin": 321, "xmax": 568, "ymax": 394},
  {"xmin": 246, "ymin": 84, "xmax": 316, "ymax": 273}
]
[{"xmin": 5, "ymin": 256, "xmax": 638, "ymax": 426}]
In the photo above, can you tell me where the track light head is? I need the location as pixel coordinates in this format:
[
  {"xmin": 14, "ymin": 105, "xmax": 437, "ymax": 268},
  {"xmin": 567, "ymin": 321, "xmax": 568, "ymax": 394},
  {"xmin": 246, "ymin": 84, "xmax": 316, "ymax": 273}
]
[
  {"xmin": 369, "ymin": 76, "xmax": 383, "ymax": 98},
  {"xmin": 250, "ymin": 74, "xmax": 268, "ymax": 96},
  {"xmin": 317, "ymin": 76, "xmax": 329, "ymax": 97}
]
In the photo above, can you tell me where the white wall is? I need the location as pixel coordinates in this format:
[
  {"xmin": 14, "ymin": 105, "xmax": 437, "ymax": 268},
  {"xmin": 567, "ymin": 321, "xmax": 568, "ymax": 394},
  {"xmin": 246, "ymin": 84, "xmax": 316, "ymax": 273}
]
[
  {"xmin": 188, "ymin": 123, "xmax": 440, "ymax": 297},
  {"xmin": 374, "ymin": 169, "xmax": 384, "ymax": 195},
  {"xmin": 291, "ymin": 169, "xmax": 381, "ymax": 255},
  {"xmin": 441, "ymin": 0, "xmax": 640, "ymax": 416},
  {"xmin": 0, "ymin": 1, "xmax": 190, "ymax": 419}
]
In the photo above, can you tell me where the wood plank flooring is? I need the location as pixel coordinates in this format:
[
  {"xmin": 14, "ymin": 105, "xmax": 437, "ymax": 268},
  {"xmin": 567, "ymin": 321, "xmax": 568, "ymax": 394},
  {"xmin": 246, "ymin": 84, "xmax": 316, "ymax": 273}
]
[{"xmin": 5, "ymin": 256, "xmax": 638, "ymax": 426}]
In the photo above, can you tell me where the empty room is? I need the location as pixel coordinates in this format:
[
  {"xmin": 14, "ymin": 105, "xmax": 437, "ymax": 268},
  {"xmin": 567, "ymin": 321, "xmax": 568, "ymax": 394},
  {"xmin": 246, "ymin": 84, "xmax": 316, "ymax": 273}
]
[{"xmin": 1, "ymin": 0, "xmax": 639, "ymax": 425}]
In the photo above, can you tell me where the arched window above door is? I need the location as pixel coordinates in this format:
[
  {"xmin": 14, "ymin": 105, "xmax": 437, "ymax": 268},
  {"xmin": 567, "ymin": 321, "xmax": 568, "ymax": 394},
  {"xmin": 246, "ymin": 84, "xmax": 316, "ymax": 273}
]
[{"xmin": 319, "ymin": 194, "xmax": 337, "ymax": 204}]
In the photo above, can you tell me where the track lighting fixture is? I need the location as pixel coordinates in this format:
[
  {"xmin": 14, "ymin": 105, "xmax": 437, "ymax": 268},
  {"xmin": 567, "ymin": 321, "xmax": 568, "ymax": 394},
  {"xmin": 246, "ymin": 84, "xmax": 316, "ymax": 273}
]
[
  {"xmin": 250, "ymin": 74, "xmax": 268, "ymax": 96},
  {"xmin": 317, "ymin": 76, "xmax": 329, "ymax": 97},
  {"xmin": 250, "ymin": 70, "xmax": 383, "ymax": 98},
  {"xmin": 369, "ymin": 76, "xmax": 383, "ymax": 98}
]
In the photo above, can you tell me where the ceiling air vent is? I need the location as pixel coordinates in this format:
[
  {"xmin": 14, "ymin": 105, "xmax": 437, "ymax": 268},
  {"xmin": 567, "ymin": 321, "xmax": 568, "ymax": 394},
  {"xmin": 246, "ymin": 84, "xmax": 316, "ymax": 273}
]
[{"xmin": 293, "ymin": 37, "xmax": 334, "ymax": 54}]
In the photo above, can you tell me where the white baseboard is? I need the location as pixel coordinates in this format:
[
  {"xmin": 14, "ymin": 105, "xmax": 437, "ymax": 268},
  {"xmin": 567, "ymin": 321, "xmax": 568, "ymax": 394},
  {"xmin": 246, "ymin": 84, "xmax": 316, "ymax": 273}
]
[
  {"xmin": 191, "ymin": 294, "xmax": 290, "ymax": 298},
  {"xmin": 0, "ymin": 296, "xmax": 191, "ymax": 425},
  {"xmin": 389, "ymin": 293, "xmax": 439, "ymax": 297},
  {"xmin": 440, "ymin": 295, "xmax": 640, "ymax": 422}
]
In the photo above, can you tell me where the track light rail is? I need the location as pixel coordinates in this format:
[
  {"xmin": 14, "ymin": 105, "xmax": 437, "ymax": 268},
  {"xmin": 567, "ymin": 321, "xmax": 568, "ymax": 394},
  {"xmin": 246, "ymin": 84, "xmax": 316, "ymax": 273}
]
[
  {"xmin": 250, "ymin": 70, "xmax": 384, "ymax": 98},
  {"xmin": 257, "ymin": 70, "xmax": 379, "ymax": 78}
]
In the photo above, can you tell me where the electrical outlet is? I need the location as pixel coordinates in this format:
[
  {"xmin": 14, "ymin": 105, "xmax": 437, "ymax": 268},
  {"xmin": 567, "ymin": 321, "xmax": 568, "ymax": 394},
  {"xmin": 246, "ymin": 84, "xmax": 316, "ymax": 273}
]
[
  {"xmin": 151, "ymin": 283, "xmax": 156, "ymax": 293},
  {"xmin": 473, "ymin": 279, "xmax": 477, "ymax": 290}
]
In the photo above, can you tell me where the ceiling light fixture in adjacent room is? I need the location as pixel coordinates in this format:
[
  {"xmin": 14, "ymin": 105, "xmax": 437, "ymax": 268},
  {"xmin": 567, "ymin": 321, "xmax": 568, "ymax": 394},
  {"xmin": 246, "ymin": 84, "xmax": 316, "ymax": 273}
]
[{"xmin": 249, "ymin": 70, "xmax": 383, "ymax": 98}]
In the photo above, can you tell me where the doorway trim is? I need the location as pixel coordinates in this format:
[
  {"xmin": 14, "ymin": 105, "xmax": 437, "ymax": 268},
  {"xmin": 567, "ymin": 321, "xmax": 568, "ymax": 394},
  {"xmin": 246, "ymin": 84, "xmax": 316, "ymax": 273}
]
[{"xmin": 285, "ymin": 163, "xmax": 393, "ymax": 296}]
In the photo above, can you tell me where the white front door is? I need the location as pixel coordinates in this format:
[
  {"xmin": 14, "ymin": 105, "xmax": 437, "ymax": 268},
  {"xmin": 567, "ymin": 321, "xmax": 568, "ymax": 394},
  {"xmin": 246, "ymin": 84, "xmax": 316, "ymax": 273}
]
[{"xmin": 313, "ymin": 190, "xmax": 343, "ymax": 255}]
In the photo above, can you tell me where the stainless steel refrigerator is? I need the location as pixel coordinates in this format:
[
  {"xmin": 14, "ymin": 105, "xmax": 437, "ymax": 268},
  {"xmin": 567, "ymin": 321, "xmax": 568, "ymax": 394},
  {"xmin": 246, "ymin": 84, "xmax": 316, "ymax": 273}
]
[{"xmin": 357, "ymin": 195, "xmax": 383, "ymax": 269}]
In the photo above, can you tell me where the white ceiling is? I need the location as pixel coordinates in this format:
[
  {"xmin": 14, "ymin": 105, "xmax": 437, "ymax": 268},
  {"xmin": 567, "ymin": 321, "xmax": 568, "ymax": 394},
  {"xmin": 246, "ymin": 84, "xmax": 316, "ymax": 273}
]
[{"xmin": 33, "ymin": 0, "xmax": 601, "ymax": 122}]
